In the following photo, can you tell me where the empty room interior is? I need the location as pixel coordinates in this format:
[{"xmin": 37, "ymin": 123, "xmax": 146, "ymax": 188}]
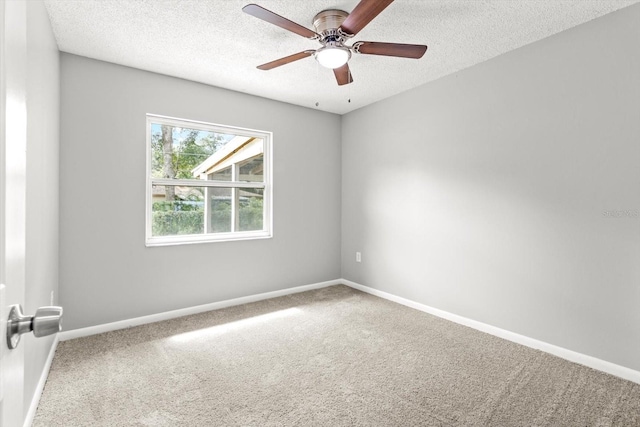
[{"xmin": 2, "ymin": 0, "xmax": 640, "ymax": 426}]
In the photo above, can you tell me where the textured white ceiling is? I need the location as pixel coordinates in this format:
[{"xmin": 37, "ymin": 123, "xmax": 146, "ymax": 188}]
[{"xmin": 43, "ymin": 0, "xmax": 639, "ymax": 115}]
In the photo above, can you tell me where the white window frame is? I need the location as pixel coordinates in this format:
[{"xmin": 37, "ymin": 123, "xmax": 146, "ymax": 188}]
[{"xmin": 145, "ymin": 114, "xmax": 273, "ymax": 246}]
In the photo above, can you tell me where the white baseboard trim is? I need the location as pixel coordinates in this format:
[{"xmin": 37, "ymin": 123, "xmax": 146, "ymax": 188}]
[
  {"xmin": 341, "ymin": 279, "xmax": 640, "ymax": 385},
  {"xmin": 24, "ymin": 334, "xmax": 59, "ymax": 427},
  {"xmin": 58, "ymin": 279, "xmax": 342, "ymax": 342}
]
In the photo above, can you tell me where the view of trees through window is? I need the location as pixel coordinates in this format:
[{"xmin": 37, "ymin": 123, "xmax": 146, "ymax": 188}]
[{"xmin": 148, "ymin": 119, "xmax": 266, "ymax": 241}]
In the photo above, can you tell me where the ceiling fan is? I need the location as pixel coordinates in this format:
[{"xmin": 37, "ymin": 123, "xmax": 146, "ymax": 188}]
[{"xmin": 242, "ymin": 0, "xmax": 428, "ymax": 86}]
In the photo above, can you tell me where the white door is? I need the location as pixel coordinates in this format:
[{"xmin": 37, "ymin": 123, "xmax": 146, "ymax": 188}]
[{"xmin": 0, "ymin": 0, "xmax": 28, "ymax": 425}]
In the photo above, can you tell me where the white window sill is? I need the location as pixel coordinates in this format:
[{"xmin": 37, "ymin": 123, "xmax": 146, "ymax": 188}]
[{"xmin": 146, "ymin": 231, "xmax": 273, "ymax": 247}]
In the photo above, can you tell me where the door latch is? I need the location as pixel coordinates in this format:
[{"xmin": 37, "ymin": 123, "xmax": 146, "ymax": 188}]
[{"xmin": 6, "ymin": 305, "xmax": 63, "ymax": 349}]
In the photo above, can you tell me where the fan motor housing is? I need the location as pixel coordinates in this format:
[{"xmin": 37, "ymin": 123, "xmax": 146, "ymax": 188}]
[{"xmin": 313, "ymin": 9, "xmax": 349, "ymax": 33}]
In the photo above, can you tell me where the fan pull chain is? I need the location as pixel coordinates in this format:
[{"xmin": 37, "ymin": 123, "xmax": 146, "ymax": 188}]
[{"xmin": 348, "ymin": 67, "xmax": 353, "ymax": 104}]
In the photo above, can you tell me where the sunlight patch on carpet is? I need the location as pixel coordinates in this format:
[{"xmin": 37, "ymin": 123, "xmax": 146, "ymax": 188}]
[{"xmin": 168, "ymin": 307, "xmax": 303, "ymax": 343}]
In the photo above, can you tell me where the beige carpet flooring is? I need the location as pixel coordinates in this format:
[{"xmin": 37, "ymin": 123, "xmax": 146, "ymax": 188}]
[{"xmin": 34, "ymin": 285, "xmax": 639, "ymax": 426}]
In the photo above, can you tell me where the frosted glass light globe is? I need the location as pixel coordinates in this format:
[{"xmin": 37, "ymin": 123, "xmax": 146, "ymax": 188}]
[{"xmin": 315, "ymin": 46, "xmax": 350, "ymax": 69}]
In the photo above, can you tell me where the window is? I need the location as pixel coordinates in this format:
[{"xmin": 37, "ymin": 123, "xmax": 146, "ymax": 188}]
[{"xmin": 146, "ymin": 115, "xmax": 272, "ymax": 246}]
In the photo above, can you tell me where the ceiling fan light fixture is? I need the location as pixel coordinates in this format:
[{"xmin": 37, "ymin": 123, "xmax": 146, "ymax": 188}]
[{"xmin": 315, "ymin": 45, "xmax": 351, "ymax": 69}]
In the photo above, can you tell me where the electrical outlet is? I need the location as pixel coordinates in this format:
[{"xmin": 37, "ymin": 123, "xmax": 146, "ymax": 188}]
[{"xmin": 356, "ymin": 252, "xmax": 361, "ymax": 263}]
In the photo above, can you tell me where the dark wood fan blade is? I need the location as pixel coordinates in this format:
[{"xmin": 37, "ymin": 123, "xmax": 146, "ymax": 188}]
[
  {"xmin": 355, "ymin": 41, "xmax": 427, "ymax": 58},
  {"xmin": 257, "ymin": 50, "xmax": 315, "ymax": 70},
  {"xmin": 243, "ymin": 4, "xmax": 319, "ymax": 39},
  {"xmin": 340, "ymin": 0, "xmax": 394, "ymax": 36},
  {"xmin": 333, "ymin": 63, "xmax": 354, "ymax": 86}
]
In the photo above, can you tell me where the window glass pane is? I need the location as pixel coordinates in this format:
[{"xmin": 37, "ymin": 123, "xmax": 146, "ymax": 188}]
[
  {"xmin": 207, "ymin": 188, "xmax": 232, "ymax": 233},
  {"xmin": 239, "ymin": 188, "xmax": 264, "ymax": 231},
  {"xmin": 150, "ymin": 123, "xmax": 234, "ymax": 180},
  {"xmin": 238, "ymin": 154, "xmax": 264, "ymax": 182},
  {"xmin": 152, "ymin": 185, "xmax": 204, "ymax": 236},
  {"xmin": 208, "ymin": 166, "xmax": 231, "ymax": 181},
  {"xmin": 151, "ymin": 123, "xmax": 264, "ymax": 184}
]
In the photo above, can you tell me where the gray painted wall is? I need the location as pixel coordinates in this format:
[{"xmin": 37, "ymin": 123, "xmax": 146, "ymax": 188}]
[
  {"xmin": 59, "ymin": 54, "xmax": 341, "ymax": 330},
  {"xmin": 341, "ymin": 5, "xmax": 640, "ymax": 371},
  {"xmin": 24, "ymin": 0, "xmax": 60, "ymax": 417}
]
